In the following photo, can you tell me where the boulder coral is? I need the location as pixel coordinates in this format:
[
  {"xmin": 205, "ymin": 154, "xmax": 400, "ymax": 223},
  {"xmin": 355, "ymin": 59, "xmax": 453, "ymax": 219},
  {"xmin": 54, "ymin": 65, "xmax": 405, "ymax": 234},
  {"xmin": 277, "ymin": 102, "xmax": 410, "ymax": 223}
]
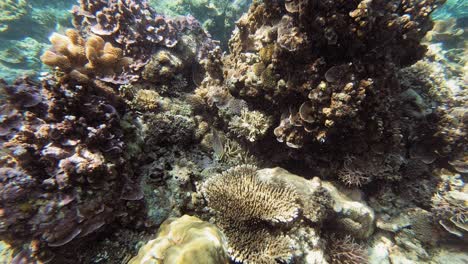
[{"xmin": 128, "ymin": 215, "xmax": 229, "ymax": 264}]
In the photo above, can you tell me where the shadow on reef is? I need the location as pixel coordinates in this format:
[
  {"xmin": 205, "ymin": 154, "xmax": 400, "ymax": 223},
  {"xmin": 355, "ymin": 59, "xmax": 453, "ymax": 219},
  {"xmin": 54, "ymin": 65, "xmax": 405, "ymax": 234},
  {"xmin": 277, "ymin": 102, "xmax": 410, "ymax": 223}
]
[{"xmin": 0, "ymin": 0, "xmax": 467, "ymax": 263}]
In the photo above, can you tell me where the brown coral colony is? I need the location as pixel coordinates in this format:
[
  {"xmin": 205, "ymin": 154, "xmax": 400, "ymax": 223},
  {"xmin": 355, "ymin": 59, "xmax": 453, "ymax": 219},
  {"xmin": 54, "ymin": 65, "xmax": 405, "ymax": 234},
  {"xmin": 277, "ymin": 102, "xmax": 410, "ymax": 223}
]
[{"xmin": 41, "ymin": 29, "xmax": 131, "ymax": 83}]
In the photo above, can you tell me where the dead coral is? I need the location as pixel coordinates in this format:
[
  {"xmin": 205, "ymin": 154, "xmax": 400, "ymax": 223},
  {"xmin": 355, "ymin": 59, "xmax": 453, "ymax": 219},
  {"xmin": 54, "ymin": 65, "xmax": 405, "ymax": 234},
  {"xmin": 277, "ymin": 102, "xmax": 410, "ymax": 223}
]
[{"xmin": 40, "ymin": 29, "xmax": 131, "ymax": 83}]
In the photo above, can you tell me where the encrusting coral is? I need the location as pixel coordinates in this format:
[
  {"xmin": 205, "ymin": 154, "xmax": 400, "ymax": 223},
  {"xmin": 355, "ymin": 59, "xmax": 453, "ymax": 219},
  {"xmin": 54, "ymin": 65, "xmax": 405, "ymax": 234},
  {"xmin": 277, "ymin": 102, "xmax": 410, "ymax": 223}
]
[
  {"xmin": 41, "ymin": 29, "xmax": 131, "ymax": 83},
  {"xmin": 128, "ymin": 215, "xmax": 229, "ymax": 264}
]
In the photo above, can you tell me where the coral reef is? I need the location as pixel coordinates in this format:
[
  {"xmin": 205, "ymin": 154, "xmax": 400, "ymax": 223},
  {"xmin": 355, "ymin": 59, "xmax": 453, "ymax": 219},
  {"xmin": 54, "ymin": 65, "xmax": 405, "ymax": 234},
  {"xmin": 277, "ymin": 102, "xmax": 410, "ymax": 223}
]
[
  {"xmin": 0, "ymin": 75, "xmax": 126, "ymax": 259},
  {"xmin": 201, "ymin": 166, "xmax": 376, "ymax": 263},
  {"xmin": 1, "ymin": 0, "xmax": 467, "ymax": 263},
  {"xmin": 128, "ymin": 215, "xmax": 229, "ymax": 264},
  {"xmin": 0, "ymin": 0, "xmax": 74, "ymax": 82},
  {"xmin": 223, "ymin": 0, "xmax": 445, "ymax": 147},
  {"xmin": 72, "ymin": 0, "xmax": 217, "ymax": 77}
]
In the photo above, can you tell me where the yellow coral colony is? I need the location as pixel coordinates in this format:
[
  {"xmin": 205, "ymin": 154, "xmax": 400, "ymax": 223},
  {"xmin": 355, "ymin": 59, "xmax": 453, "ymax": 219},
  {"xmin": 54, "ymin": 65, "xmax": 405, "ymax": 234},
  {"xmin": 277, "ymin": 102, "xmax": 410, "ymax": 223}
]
[
  {"xmin": 41, "ymin": 29, "xmax": 131, "ymax": 82},
  {"xmin": 128, "ymin": 215, "xmax": 229, "ymax": 264}
]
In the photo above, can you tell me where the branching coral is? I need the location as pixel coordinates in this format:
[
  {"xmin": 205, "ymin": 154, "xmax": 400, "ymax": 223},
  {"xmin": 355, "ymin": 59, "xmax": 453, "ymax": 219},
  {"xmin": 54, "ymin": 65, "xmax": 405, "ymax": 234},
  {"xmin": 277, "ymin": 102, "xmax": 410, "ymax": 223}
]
[
  {"xmin": 130, "ymin": 89, "xmax": 160, "ymax": 111},
  {"xmin": 128, "ymin": 215, "xmax": 229, "ymax": 264},
  {"xmin": 228, "ymin": 109, "xmax": 272, "ymax": 142},
  {"xmin": 41, "ymin": 29, "xmax": 131, "ymax": 83},
  {"xmin": 337, "ymin": 153, "xmax": 404, "ymax": 187},
  {"xmin": 327, "ymin": 235, "xmax": 368, "ymax": 264},
  {"xmin": 202, "ymin": 165, "xmax": 299, "ymax": 263},
  {"xmin": 203, "ymin": 165, "xmax": 299, "ymax": 223}
]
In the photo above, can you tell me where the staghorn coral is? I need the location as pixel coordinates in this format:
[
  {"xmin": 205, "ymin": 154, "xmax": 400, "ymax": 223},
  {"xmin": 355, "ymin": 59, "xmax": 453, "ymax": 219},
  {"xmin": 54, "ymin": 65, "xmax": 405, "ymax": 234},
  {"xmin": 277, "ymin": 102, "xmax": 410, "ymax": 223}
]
[
  {"xmin": 203, "ymin": 165, "xmax": 299, "ymax": 224},
  {"xmin": 0, "ymin": 75, "xmax": 126, "ymax": 259},
  {"xmin": 228, "ymin": 109, "xmax": 272, "ymax": 142},
  {"xmin": 327, "ymin": 235, "xmax": 368, "ymax": 264},
  {"xmin": 223, "ymin": 0, "xmax": 445, "ymax": 147},
  {"xmin": 128, "ymin": 215, "xmax": 229, "ymax": 264},
  {"xmin": 40, "ymin": 29, "xmax": 131, "ymax": 83}
]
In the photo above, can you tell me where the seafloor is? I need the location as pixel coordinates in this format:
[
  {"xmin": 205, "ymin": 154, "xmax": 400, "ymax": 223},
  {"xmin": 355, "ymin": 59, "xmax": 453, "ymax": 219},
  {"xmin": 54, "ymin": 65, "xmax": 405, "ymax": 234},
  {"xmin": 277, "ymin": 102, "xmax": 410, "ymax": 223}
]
[{"xmin": 0, "ymin": 0, "xmax": 467, "ymax": 263}]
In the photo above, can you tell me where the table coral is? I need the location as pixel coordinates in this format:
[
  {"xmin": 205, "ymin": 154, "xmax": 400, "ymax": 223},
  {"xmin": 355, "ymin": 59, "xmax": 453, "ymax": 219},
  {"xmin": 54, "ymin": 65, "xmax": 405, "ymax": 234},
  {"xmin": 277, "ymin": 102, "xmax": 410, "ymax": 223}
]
[{"xmin": 128, "ymin": 215, "xmax": 229, "ymax": 264}]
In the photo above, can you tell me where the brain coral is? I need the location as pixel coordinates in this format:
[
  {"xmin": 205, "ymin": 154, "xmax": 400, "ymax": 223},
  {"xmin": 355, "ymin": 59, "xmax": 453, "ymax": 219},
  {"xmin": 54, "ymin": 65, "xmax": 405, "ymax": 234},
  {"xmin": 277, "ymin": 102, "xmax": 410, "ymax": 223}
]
[
  {"xmin": 128, "ymin": 215, "xmax": 229, "ymax": 264},
  {"xmin": 223, "ymin": 0, "xmax": 445, "ymax": 147}
]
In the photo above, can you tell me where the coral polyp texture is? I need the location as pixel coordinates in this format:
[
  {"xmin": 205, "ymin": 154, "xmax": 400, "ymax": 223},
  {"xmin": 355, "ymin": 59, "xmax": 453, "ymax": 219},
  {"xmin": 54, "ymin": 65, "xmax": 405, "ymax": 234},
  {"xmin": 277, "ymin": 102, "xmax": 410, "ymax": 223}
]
[
  {"xmin": 223, "ymin": 0, "xmax": 446, "ymax": 147},
  {"xmin": 128, "ymin": 215, "xmax": 229, "ymax": 264}
]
